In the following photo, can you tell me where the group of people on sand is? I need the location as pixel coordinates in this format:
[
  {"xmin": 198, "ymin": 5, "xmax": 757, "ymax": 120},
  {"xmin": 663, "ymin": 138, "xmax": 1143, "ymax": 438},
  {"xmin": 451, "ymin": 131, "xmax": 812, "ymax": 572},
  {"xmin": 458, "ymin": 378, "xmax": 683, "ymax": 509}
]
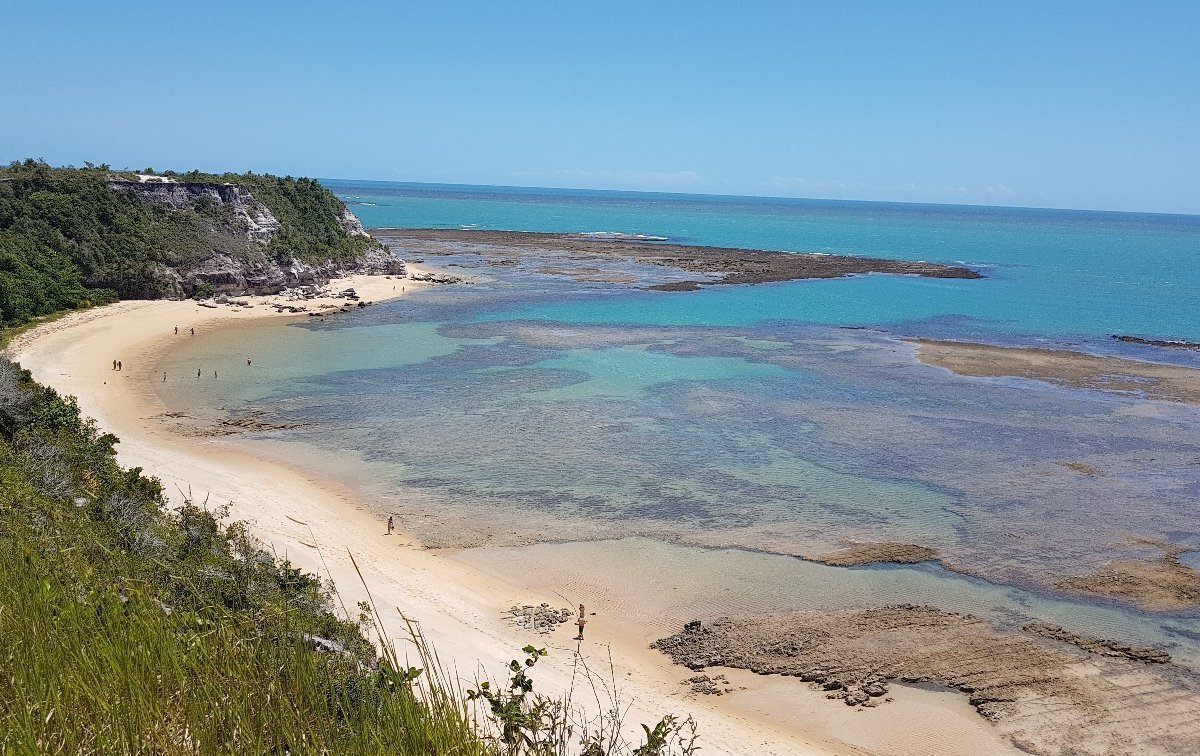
[
  {"xmin": 150, "ymin": 327, "xmax": 253, "ymax": 381},
  {"xmin": 113, "ymin": 327, "xmax": 258, "ymax": 380},
  {"xmin": 384, "ymin": 514, "xmax": 591, "ymax": 641}
]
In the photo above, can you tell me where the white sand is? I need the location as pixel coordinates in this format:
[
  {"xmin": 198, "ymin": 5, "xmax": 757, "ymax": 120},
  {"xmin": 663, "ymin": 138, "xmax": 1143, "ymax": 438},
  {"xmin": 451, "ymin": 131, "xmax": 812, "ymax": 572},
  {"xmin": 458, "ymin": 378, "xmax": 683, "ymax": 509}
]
[{"xmin": 6, "ymin": 272, "xmax": 1013, "ymax": 755}]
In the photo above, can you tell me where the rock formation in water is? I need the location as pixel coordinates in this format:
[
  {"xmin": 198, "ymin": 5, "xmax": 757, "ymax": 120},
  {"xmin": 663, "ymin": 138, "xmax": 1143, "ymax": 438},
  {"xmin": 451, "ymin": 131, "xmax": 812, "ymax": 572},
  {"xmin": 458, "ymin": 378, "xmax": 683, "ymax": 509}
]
[{"xmin": 653, "ymin": 606, "xmax": 1200, "ymax": 756}]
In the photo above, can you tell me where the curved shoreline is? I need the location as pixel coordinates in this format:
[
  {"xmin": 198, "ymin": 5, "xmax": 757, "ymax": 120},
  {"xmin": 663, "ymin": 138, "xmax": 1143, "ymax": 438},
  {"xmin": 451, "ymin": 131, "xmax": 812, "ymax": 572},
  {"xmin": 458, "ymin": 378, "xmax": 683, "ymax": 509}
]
[
  {"xmin": 4, "ymin": 279, "xmax": 885, "ymax": 756},
  {"xmin": 20, "ymin": 272, "xmax": 1200, "ymax": 751}
]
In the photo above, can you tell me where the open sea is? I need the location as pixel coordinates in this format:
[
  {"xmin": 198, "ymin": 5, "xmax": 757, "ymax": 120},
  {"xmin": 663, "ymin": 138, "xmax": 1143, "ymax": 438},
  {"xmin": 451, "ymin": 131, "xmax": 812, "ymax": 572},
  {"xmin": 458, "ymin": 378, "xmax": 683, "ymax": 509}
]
[{"xmin": 158, "ymin": 181, "xmax": 1200, "ymax": 665}]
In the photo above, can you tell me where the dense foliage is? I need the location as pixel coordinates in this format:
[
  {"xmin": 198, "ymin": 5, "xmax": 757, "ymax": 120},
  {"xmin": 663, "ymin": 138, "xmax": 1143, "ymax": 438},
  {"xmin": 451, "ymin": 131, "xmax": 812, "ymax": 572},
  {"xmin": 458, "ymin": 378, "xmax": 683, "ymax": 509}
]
[{"xmin": 0, "ymin": 160, "xmax": 379, "ymax": 327}]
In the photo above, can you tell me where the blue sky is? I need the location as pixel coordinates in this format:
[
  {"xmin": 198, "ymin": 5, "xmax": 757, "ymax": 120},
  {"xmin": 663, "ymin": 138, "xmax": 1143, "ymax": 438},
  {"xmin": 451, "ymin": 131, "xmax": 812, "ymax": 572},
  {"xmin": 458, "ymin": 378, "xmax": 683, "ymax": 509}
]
[{"xmin": 2, "ymin": 1, "xmax": 1197, "ymax": 213}]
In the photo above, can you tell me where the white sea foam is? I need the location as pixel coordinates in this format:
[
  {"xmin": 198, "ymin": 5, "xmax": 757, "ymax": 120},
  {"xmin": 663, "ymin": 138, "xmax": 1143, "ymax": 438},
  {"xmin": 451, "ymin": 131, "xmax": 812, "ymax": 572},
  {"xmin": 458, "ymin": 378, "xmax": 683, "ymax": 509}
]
[{"xmin": 578, "ymin": 231, "xmax": 669, "ymax": 241}]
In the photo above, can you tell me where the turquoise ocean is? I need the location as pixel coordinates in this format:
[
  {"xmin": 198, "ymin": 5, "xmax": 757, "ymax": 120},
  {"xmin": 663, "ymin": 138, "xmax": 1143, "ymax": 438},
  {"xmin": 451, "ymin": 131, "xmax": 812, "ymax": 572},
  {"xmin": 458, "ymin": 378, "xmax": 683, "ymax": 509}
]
[{"xmin": 159, "ymin": 181, "xmax": 1200, "ymax": 663}]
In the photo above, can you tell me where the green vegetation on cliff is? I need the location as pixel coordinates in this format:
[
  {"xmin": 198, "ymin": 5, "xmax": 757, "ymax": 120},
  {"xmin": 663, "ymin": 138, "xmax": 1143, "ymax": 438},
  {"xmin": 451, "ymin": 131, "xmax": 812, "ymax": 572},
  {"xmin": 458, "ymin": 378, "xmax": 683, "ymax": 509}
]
[
  {"xmin": 0, "ymin": 160, "xmax": 381, "ymax": 327},
  {"xmin": 166, "ymin": 168, "xmax": 378, "ymax": 265}
]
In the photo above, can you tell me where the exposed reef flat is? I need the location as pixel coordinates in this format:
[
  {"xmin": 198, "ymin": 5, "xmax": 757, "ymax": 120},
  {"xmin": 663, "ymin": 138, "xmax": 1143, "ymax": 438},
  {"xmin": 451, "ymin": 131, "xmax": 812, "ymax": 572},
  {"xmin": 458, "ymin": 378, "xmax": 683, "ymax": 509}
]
[
  {"xmin": 370, "ymin": 228, "xmax": 982, "ymax": 288},
  {"xmin": 809, "ymin": 542, "xmax": 940, "ymax": 566},
  {"xmin": 912, "ymin": 339, "xmax": 1200, "ymax": 405},
  {"xmin": 1057, "ymin": 538, "xmax": 1200, "ymax": 612},
  {"xmin": 1113, "ymin": 334, "xmax": 1200, "ymax": 351},
  {"xmin": 653, "ymin": 605, "xmax": 1200, "ymax": 756}
]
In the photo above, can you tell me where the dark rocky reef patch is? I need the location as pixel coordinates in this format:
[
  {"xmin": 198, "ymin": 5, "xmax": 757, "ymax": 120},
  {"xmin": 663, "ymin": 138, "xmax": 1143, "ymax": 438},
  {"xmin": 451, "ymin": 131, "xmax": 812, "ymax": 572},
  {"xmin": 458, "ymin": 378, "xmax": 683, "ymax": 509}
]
[
  {"xmin": 809, "ymin": 542, "xmax": 940, "ymax": 566},
  {"xmin": 1057, "ymin": 537, "xmax": 1200, "ymax": 612},
  {"xmin": 1113, "ymin": 334, "xmax": 1200, "ymax": 351},
  {"xmin": 370, "ymin": 228, "xmax": 981, "ymax": 289},
  {"xmin": 1023, "ymin": 622, "xmax": 1171, "ymax": 664}
]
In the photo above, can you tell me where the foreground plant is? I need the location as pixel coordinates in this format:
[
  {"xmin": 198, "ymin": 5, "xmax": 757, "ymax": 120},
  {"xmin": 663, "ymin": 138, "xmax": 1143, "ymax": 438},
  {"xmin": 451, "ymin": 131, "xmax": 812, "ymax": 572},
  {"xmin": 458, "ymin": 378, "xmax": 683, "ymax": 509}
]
[{"xmin": 466, "ymin": 646, "xmax": 698, "ymax": 756}]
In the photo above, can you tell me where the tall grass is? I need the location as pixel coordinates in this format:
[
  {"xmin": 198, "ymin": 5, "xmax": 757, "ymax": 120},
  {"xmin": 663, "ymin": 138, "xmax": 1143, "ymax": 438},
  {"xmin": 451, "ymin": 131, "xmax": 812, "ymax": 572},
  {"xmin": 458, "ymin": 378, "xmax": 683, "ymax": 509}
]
[{"xmin": 0, "ymin": 505, "xmax": 490, "ymax": 755}]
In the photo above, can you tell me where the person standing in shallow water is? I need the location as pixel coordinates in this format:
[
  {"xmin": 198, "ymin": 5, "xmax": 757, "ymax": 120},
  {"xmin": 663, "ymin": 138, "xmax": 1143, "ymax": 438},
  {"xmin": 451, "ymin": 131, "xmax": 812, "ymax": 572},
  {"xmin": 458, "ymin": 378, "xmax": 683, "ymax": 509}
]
[{"xmin": 574, "ymin": 604, "xmax": 587, "ymax": 640}]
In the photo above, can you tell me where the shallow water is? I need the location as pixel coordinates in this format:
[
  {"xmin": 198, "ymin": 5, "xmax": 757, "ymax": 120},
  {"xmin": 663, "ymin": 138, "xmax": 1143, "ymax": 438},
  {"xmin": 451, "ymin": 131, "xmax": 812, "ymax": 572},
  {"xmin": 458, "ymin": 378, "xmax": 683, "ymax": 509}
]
[
  {"xmin": 334, "ymin": 180, "xmax": 1200, "ymax": 343},
  {"xmin": 453, "ymin": 538, "xmax": 1200, "ymax": 670},
  {"xmin": 156, "ymin": 182, "xmax": 1200, "ymax": 666}
]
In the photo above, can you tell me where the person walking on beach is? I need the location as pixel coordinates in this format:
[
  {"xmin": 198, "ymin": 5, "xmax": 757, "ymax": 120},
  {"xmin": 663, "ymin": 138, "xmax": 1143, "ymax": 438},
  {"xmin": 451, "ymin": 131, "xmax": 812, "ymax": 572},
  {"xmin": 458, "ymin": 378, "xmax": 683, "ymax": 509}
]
[
  {"xmin": 386, "ymin": 515, "xmax": 395, "ymax": 535},
  {"xmin": 190, "ymin": 327, "xmax": 194, "ymax": 336},
  {"xmin": 162, "ymin": 371, "xmax": 167, "ymax": 382},
  {"xmin": 197, "ymin": 368, "xmax": 202, "ymax": 378},
  {"xmin": 117, "ymin": 360, "xmax": 122, "ymax": 371},
  {"xmin": 574, "ymin": 604, "xmax": 587, "ymax": 640},
  {"xmin": 247, "ymin": 358, "xmax": 252, "ymax": 366},
  {"xmin": 174, "ymin": 326, "xmax": 178, "ymax": 335},
  {"xmin": 112, "ymin": 359, "xmax": 117, "ymax": 371}
]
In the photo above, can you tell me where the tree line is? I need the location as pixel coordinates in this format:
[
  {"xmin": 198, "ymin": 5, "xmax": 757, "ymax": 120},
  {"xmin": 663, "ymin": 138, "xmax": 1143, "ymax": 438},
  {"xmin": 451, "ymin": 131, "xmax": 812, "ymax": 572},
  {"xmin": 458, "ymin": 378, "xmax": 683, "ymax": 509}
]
[{"xmin": 0, "ymin": 159, "xmax": 379, "ymax": 327}]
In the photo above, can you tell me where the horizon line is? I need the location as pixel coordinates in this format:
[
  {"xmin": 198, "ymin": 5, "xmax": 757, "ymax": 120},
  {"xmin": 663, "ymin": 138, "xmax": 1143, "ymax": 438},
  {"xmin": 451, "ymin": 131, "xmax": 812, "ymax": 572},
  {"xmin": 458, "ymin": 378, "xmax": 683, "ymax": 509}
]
[
  {"xmin": 319, "ymin": 176, "xmax": 1200, "ymax": 220},
  {"xmin": 6, "ymin": 159, "xmax": 1194, "ymax": 218}
]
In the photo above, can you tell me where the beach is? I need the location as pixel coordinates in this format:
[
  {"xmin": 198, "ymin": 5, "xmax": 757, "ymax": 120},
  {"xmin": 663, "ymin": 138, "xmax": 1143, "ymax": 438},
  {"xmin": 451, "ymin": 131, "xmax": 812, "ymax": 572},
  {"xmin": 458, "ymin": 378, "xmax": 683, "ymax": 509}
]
[{"xmin": 5, "ymin": 272, "xmax": 1031, "ymax": 756}]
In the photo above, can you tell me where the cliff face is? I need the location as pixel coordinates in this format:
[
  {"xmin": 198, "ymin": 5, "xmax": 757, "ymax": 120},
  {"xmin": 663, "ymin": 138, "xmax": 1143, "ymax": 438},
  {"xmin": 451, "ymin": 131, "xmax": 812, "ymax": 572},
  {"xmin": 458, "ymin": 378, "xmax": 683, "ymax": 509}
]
[
  {"xmin": 174, "ymin": 246, "xmax": 403, "ymax": 297},
  {"xmin": 103, "ymin": 177, "xmax": 396, "ymax": 298},
  {"xmin": 108, "ymin": 179, "xmax": 400, "ymax": 297},
  {"xmin": 109, "ymin": 181, "xmax": 282, "ymax": 243},
  {"xmin": 0, "ymin": 163, "xmax": 399, "ymax": 325}
]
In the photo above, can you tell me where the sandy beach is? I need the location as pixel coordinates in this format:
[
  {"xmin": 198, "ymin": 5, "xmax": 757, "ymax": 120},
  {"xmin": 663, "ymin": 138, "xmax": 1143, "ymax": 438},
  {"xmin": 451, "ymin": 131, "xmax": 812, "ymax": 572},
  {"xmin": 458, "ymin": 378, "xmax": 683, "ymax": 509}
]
[{"xmin": 5, "ymin": 274, "xmax": 1026, "ymax": 756}]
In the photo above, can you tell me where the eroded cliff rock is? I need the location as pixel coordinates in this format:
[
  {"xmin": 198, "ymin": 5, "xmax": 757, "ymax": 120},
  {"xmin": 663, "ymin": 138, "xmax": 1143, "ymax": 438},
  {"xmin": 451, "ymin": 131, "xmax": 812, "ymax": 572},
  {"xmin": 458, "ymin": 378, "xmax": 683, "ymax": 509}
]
[
  {"xmin": 108, "ymin": 180, "xmax": 398, "ymax": 297},
  {"xmin": 110, "ymin": 180, "xmax": 282, "ymax": 242}
]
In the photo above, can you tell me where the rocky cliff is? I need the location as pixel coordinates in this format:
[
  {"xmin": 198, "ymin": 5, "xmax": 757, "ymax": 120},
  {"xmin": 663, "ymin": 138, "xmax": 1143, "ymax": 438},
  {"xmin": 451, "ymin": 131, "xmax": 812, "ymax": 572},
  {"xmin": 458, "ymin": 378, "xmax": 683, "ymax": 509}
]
[{"xmin": 108, "ymin": 179, "xmax": 402, "ymax": 297}]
